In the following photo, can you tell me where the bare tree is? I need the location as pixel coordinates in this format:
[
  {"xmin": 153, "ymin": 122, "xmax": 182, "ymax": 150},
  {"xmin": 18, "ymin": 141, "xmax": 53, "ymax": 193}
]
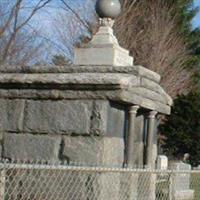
[
  {"xmin": 0, "ymin": 0, "xmax": 52, "ymax": 65},
  {"xmin": 51, "ymin": 0, "xmax": 97, "ymax": 61},
  {"xmin": 114, "ymin": 0, "xmax": 195, "ymax": 98},
  {"xmin": 52, "ymin": 12, "xmax": 84, "ymax": 59}
]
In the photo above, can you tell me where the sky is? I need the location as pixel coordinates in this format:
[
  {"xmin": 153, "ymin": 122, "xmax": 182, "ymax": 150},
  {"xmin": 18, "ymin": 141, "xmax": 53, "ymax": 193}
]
[
  {"xmin": 30, "ymin": 0, "xmax": 96, "ymax": 61},
  {"xmin": 27, "ymin": 0, "xmax": 200, "ymax": 64},
  {"xmin": 193, "ymin": 0, "xmax": 200, "ymax": 28}
]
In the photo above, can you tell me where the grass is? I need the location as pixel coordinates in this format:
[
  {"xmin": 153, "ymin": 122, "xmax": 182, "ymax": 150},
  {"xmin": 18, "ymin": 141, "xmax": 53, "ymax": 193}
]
[{"xmin": 191, "ymin": 173, "xmax": 200, "ymax": 200}]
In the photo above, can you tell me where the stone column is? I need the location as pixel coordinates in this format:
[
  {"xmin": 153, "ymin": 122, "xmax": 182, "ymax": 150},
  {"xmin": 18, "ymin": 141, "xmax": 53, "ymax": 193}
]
[
  {"xmin": 123, "ymin": 105, "xmax": 139, "ymax": 200},
  {"xmin": 146, "ymin": 111, "xmax": 158, "ymax": 168},
  {"xmin": 127, "ymin": 105, "xmax": 139, "ymax": 167},
  {"xmin": 134, "ymin": 113, "xmax": 145, "ymax": 167},
  {"xmin": 142, "ymin": 111, "xmax": 158, "ymax": 200}
]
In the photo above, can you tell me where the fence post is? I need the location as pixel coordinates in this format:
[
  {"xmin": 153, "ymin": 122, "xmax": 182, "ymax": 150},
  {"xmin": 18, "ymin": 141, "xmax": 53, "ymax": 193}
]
[
  {"xmin": 0, "ymin": 168, "xmax": 5, "ymax": 200},
  {"xmin": 169, "ymin": 171, "xmax": 174, "ymax": 200}
]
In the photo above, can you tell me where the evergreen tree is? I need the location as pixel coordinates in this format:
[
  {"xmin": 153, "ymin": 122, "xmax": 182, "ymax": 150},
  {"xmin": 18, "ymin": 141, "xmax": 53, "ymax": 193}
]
[{"xmin": 159, "ymin": 92, "xmax": 200, "ymax": 167}]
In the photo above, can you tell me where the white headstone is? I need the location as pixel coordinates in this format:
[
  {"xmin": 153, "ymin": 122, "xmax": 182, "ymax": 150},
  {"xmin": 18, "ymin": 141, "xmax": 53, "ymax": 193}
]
[{"xmin": 157, "ymin": 155, "xmax": 168, "ymax": 170}]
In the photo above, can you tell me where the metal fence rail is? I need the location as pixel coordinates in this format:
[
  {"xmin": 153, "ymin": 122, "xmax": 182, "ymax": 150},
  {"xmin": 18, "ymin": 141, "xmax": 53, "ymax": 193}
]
[{"xmin": 0, "ymin": 161, "xmax": 199, "ymax": 200}]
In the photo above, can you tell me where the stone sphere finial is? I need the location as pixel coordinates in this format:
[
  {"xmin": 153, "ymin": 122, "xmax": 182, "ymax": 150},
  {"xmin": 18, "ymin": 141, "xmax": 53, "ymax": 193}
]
[{"xmin": 96, "ymin": 0, "xmax": 121, "ymax": 19}]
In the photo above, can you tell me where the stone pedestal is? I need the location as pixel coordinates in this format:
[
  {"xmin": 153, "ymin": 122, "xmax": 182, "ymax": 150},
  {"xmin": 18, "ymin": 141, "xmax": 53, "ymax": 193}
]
[
  {"xmin": 0, "ymin": 65, "xmax": 171, "ymax": 164},
  {"xmin": 74, "ymin": 26, "xmax": 133, "ymax": 67},
  {"xmin": 0, "ymin": 64, "xmax": 171, "ymax": 200}
]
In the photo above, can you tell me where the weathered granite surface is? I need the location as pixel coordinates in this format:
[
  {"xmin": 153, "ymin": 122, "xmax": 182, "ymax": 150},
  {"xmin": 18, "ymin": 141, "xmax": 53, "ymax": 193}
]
[
  {"xmin": 0, "ymin": 99, "xmax": 127, "ymax": 136},
  {"xmin": 0, "ymin": 99, "xmax": 93, "ymax": 134},
  {"xmin": 62, "ymin": 136, "xmax": 124, "ymax": 166},
  {"xmin": 0, "ymin": 65, "xmax": 160, "ymax": 83},
  {"xmin": 3, "ymin": 133, "xmax": 61, "ymax": 161},
  {"xmin": 90, "ymin": 100, "xmax": 108, "ymax": 135},
  {"xmin": 0, "ymin": 65, "xmax": 171, "ymax": 114},
  {"xmin": 24, "ymin": 100, "xmax": 93, "ymax": 135},
  {"xmin": 0, "ymin": 99, "xmax": 25, "ymax": 131}
]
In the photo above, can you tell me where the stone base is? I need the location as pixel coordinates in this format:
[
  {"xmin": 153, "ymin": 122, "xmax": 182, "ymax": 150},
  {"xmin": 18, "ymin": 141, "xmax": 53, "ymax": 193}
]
[
  {"xmin": 74, "ymin": 26, "xmax": 133, "ymax": 66},
  {"xmin": 174, "ymin": 190, "xmax": 194, "ymax": 200},
  {"xmin": 74, "ymin": 44, "xmax": 133, "ymax": 67}
]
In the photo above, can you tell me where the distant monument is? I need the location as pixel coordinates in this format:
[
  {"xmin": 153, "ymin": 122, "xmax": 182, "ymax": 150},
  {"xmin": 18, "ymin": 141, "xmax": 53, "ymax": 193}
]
[{"xmin": 170, "ymin": 162, "xmax": 194, "ymax": 200}]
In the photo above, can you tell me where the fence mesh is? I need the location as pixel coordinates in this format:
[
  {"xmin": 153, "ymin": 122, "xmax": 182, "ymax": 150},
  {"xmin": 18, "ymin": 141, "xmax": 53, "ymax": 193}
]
[{"xmin": 0, "ymin": 161, "xmax": 199, "ymax": 200}]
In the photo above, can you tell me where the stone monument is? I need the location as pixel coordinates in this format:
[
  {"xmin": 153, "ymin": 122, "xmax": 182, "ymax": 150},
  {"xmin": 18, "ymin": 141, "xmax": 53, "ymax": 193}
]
[
  {"xmin": 0, "ymin": 0, "xmax": 172, "ymax": 199},
  {"xmin": 0, "ymin": 0, "xmax": 172, "ymax": 168}
]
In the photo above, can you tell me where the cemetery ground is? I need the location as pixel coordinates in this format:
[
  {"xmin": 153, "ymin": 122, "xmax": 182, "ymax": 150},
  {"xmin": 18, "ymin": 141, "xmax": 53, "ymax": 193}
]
[{"xmin": 191, "ymin": 173, "xmax": 200, "ymax": 200}]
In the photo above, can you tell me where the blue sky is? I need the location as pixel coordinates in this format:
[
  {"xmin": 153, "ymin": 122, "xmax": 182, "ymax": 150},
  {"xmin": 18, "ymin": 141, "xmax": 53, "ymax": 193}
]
[
  {"xmin": 193, "ymin": 0, "xmax": 200, "ymax": 28},
  {"xmin": 33, "ymin": 0, "xmax": 200, "ymax": 30}
]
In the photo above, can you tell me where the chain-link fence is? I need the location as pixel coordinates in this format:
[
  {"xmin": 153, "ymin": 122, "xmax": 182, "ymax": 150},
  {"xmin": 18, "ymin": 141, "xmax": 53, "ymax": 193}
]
[{"xmin": 0, "ymin": 160, "xmax": 199, "ymax": 200}]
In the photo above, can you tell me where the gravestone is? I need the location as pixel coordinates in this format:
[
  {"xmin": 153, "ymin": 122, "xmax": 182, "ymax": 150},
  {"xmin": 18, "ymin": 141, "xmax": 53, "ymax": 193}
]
[
  {"xmin": 157, "ymin": 155, "xmax": 168, "ymax": 170},
  {"xmin": 170, "ymin": 162, "xmax": 194, "ymax": 200}
]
